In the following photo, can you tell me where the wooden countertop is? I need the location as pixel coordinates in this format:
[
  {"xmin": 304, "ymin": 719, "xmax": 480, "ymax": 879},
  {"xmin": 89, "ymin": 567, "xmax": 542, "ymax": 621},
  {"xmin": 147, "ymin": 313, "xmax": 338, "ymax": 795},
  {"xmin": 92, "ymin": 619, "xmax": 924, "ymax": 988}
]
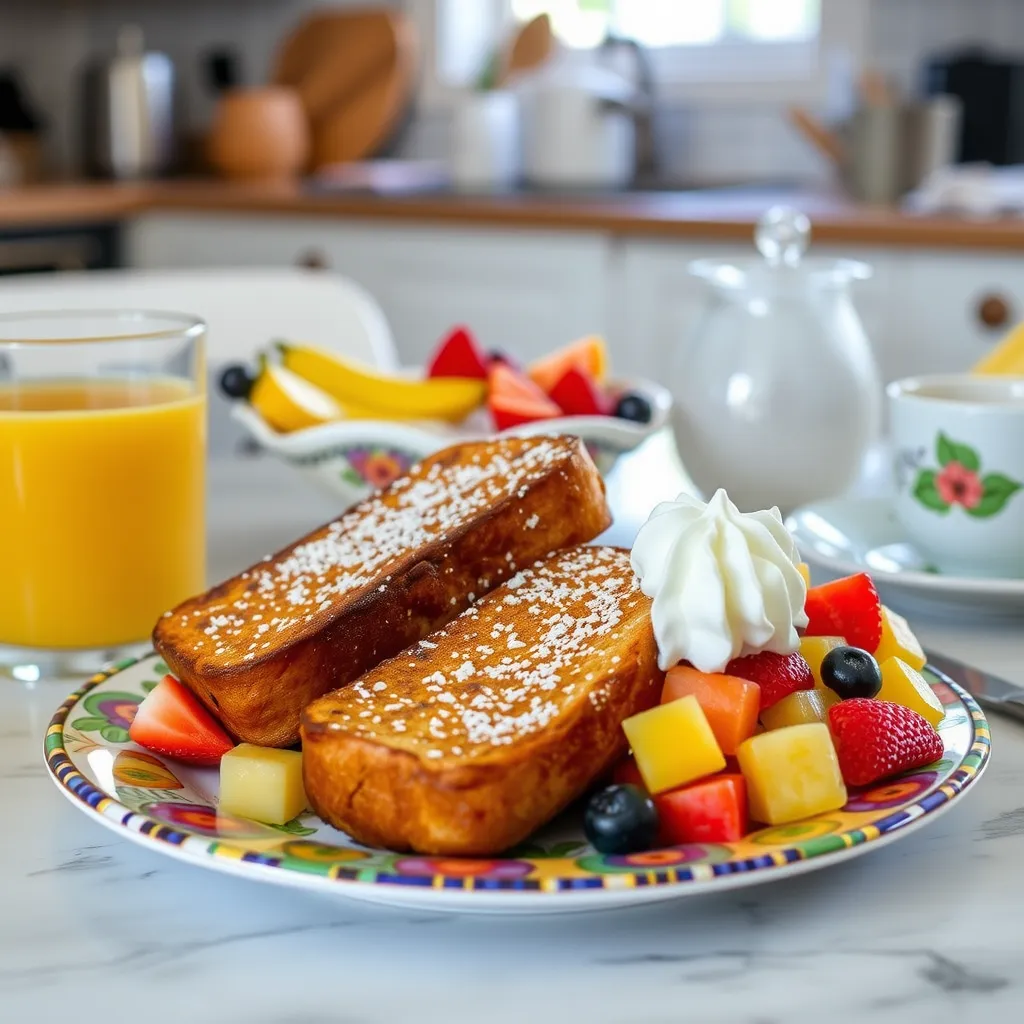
[{"xmin": 4, "ymin": 179, "xmax": 1024, "ymax": 252}]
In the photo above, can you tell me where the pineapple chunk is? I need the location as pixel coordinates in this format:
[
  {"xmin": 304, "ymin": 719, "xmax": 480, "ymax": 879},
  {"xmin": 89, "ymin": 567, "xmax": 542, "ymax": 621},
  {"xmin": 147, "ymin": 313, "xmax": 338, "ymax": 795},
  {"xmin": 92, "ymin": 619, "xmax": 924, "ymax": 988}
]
[
  {"xmin": 796, "ymin": 562, "xmax": 812, "ymax": 588},
  {"xmin": 623, "ymin": 696, "xmax": 726, "ymax": 795},
  {"xmin": 737, "ymin": 723, "xmax": 847, "ymax": 825},
  {"xmin": 800, "ymin": 635, "xmax": 847, "ymax": 691},
  {"xmin": 760, "ymin": 689, "xmax": 835, "ymax": 731},
  {"xmin": 220, "ymin": 743, "xmax": 307, "ymax": 825},
  {"xmin": 878, "ymin": 656, "xmax": 945, "ymax": 728},
  {"xmin": 874, "ymin": 606, "xmax": 926, "ymax": 671}
]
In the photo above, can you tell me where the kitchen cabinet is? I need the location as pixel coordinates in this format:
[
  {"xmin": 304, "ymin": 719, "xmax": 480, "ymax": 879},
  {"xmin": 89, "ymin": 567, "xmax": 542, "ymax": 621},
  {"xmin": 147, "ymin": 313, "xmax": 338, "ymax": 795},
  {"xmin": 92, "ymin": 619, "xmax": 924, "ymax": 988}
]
[
  {"xmin": 612, "ymin": 240, "xmax": 903, "ymax": 383},
  {"xmin": 128, "ymin": 212, "xmax": 1023, "ymax": 383},
  {"xmin": 127, "ymin": 214, "xmax": 612, "ymax": 366}
]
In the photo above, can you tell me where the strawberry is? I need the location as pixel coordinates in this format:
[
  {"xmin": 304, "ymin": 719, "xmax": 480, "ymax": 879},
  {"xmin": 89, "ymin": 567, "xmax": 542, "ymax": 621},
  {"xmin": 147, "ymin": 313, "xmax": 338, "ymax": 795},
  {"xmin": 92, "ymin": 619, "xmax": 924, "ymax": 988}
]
[
  {"xmin": 547, "ymin": 367, "xmax": 612, "ymax": 417},
  {"xmin": 487, "ymin": 363, "xmax": 561, "ymax": 431},
  {"xmin": 804, "ymin": 572, "xmax": 882, "ymax": 653},
  {"xmin": 129, "ymin": 675, "xmax": 234, "ymax": 766},
  {"xmin": 828, "ymin": 698, "xmax": 943, "ymax": 787},
  {"xmin": 426, "ymin": 326, "xmax": 489, "ymax": 380},
  {"xmin": 725, "ymin": 651, "xmax": 814, "ymax": 711}
]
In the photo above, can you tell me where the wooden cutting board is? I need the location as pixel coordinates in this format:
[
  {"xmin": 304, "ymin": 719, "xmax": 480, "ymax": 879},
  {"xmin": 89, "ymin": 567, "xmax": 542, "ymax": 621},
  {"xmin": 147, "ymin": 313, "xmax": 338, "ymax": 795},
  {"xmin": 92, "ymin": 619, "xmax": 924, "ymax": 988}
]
[{"xmin": 272, "ymin": 8, "xmax": 418, "ymax": 169}]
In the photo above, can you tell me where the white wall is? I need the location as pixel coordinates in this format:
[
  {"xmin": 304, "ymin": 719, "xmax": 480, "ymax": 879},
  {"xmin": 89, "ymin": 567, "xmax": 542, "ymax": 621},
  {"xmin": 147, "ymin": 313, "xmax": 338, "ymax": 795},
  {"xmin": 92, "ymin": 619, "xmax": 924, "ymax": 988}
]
[{"xmin": 2, "ymin": 0, "xmax": 1024, "ymax": 181}]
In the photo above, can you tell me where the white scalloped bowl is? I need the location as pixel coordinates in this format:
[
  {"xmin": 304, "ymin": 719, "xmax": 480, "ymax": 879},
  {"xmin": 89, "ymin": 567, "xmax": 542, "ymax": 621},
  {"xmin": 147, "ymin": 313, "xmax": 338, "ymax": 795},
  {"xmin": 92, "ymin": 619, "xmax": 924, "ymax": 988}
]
[{"xmin": 231, "ymin": 376, "xmax": 672, "ymax": 506}]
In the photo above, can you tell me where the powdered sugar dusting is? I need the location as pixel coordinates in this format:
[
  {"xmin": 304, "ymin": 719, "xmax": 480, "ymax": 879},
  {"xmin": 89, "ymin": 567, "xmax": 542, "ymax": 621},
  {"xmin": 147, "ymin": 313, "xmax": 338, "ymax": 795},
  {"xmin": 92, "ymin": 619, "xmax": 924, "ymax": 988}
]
[
  {"xmin": 178, "ymin": 438, "xmax": 568, "ymax": 664},
  {"xmin": 308, "ymin": 547, "xmax": 646, "ymax": 760}
]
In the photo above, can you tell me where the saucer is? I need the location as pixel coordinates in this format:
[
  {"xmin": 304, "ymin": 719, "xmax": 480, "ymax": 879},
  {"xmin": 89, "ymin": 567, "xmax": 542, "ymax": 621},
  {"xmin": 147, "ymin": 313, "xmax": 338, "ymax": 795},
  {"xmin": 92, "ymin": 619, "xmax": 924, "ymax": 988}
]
[{"xmin": 786, "ymin": 496, "xmax": 1024, "ymax": 618}]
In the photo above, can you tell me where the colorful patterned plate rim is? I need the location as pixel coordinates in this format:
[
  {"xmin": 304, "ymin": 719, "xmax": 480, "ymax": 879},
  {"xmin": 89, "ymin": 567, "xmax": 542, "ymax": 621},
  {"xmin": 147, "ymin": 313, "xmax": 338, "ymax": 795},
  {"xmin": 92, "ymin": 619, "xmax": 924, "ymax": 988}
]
[{"xmin": 44, "ymin": 653, "xmax": 991, "ymax": 913}]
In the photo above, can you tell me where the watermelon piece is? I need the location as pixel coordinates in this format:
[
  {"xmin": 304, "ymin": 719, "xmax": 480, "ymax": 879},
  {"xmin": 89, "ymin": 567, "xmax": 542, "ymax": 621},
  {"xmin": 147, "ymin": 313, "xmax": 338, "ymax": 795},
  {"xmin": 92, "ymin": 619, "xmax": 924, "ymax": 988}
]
[
  {"xmin": 488, "ymin": 364, "xmax": 561, "ymax": 431},
  {"xmin": 655, "ymin": 774, "xmax": 748, "ymax": 844},
  {"xmin": 426, "ymin": 326, "xmax": 489, "ymax": 380},
  {"xmin": 527, "ymin": 336, "xmax": 608, "ymax": 393},
  {"xmin": 547, "ymin": 367, "xmax": 612, "ymax": 417}
]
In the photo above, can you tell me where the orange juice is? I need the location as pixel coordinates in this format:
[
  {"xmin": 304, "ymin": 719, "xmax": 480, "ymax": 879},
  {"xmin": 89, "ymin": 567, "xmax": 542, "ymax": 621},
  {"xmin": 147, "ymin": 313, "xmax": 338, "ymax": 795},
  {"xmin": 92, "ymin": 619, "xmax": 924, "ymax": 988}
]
[{"xmin": 0, "ymin": 378, "xmax": 205, "ymax": 649}]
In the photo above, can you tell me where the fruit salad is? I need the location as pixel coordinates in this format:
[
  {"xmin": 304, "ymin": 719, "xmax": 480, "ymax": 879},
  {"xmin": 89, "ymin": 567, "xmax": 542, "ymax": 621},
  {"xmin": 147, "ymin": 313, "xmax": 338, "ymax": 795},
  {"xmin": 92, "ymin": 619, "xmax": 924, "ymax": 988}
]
[
  {"xmin": 220, "ymin": 326, "xmax": 655, "ymax": 436},
  {"xmin": 585, "ymin": 490, "xmax": 948, "ymax": 856}
]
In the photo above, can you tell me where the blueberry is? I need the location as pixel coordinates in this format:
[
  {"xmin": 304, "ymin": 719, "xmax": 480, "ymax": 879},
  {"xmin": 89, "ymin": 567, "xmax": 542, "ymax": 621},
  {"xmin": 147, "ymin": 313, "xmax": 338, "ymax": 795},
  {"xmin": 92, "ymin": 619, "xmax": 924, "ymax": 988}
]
[
  {"xmin": 584, "ymin": 784, "xmax": 659, "ymax": 855},
  {"xmin": 219, "ymin": 364, "xmax": 255, "ymax": 400},
  {"xmin": 614, "ymin": 391, "xmax": 652, "ymax": 424},
  {"xmin": 487, "ymin": 349, "xmax": 518, "ymax": 369},
  {"xmin": 821, "ymin": 646, "xmax": 883, "ymax": 700}
]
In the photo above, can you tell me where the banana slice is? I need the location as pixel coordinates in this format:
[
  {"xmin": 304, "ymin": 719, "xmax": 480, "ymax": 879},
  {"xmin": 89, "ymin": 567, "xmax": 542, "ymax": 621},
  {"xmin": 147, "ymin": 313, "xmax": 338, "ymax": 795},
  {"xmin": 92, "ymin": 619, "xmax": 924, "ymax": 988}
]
[
  {"xmin": 279, "ymin": 343, "xmax": 487, "ymax": 423},
  {"xmin": 250, "ymin": 363, "xmax": 344, "ymax": 433}
]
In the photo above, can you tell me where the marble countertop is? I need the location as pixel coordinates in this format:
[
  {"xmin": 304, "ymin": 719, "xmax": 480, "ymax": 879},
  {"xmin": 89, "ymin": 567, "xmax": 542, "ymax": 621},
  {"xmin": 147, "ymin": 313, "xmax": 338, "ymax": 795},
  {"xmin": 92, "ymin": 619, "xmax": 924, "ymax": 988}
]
[{"xmin": 2, "ymin": 446, "xmax": 1023, "ymax": 1024}]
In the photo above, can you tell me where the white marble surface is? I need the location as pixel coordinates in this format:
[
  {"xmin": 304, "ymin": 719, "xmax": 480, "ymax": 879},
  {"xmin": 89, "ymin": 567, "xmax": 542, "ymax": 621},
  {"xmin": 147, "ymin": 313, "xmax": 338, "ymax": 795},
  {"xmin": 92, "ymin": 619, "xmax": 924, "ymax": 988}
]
[{"xmin": 3, "ymin": 442, "xmax": 1024, "ymax": 1024}]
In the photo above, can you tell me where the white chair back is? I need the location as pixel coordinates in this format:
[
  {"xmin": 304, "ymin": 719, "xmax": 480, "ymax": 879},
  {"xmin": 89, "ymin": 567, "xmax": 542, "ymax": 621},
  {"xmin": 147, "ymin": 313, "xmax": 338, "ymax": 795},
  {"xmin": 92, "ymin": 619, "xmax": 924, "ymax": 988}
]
[
  {"xmin": 0, "ymin": 267, "xmax": 398, "ymax": 369},
  {"xmin": 0, "ymin": 267, "xmax": 398, "ymax": 456}
]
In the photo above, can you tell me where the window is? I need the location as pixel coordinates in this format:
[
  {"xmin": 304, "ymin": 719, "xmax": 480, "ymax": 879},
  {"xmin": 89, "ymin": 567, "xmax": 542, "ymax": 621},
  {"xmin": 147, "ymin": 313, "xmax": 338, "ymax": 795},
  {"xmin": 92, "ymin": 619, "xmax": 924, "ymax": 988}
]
[
  {"xmin": 509, "ymin": 0, "xmax": 819, "ymax": 51},
  {"xmin": 411, "ymin": 0, "xmax": 866, "ymax": 106}
]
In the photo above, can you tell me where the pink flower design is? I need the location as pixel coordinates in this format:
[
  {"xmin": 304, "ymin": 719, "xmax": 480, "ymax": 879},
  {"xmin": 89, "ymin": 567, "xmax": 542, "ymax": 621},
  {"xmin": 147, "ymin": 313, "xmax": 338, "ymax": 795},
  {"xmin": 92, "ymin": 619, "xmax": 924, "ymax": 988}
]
[{"xmin": 935, "ymin": 461, "xmax": 984, "ymax": 509}]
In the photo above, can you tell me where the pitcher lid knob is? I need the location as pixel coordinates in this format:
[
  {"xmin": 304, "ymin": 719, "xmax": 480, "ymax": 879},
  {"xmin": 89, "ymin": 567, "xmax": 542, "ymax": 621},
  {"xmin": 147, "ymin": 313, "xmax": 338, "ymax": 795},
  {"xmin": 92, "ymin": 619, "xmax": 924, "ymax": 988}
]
[{"xmin": 755, "ymin": 206, "xmax": 811, "ymax": 268}]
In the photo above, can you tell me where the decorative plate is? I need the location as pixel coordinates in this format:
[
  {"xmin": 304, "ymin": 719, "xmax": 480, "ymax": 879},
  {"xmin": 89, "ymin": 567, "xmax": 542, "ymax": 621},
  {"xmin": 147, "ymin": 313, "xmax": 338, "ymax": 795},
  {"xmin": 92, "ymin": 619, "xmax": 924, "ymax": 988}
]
[
  {"xmin": 231, "ymin": 376, "xmax": 672, "ymax": 508},
  {"xmin": 786, "ymin": 496, "xmax": 1024, "ymax": 618},
  {"xmin": 46, "ymin": 653, "xmax": 990, "ymax": 914}
]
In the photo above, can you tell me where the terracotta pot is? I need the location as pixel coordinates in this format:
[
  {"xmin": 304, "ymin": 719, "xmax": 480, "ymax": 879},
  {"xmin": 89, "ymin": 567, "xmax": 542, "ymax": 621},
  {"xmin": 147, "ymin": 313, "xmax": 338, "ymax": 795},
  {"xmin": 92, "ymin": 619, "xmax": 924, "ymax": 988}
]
[{"xmin": 207, "ymin": 86, "xmax": 310, "ymax": 181}]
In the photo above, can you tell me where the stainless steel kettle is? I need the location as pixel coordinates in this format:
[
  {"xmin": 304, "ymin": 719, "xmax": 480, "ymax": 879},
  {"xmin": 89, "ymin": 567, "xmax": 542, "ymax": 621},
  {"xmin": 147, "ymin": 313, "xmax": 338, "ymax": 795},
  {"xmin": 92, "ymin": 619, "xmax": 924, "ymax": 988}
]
[{"xmin": 81, "ymin": 25, "xmax": 176, "ymax": 180}]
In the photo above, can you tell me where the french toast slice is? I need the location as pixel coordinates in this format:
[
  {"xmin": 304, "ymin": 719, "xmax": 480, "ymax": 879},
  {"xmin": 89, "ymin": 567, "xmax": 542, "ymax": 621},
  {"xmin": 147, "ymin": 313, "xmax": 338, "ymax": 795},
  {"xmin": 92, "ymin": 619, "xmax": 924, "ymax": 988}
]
[
  {"xmin": 301, "ymin": 545, "xmax": 662, "ymax": 856},
  {"xmin": 153, "ymin": 436, "xmax": 610, "ymax": 748}
]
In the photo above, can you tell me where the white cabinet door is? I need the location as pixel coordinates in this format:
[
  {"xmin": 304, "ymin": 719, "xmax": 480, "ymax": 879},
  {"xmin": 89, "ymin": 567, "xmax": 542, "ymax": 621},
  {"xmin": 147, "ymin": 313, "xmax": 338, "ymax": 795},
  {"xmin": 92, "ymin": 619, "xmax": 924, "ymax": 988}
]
[
  {"xmin": 127, "ymin": 214, "xmax": 612, "ymax": 367},
  {"xmin": 901, "ymin": 251, "xmax": 1024, "ymax": 377}
]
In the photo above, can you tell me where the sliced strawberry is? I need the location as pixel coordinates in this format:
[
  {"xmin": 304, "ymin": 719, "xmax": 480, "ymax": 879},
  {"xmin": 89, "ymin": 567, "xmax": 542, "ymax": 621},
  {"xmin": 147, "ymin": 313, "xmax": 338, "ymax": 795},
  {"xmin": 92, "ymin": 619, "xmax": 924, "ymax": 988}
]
[
  {"xmin": 487, "ymin": 363, "xmax": 561, "ymax": 431},
  {"xmin": 724, "ymin": 651, "xmax": 814, "ymax": 711},
  {"xmin": 547, "ymin": 367, "xmax": 612, "ymax": 417},
  {"xmin": 805, "ymin": 573, "xmax": 883, "ymax": 653},
  {"xmin": 128, "ymin": 675, "xmax": 234, "ymax": 766},
  {"xmin": 427, "ymin": 326, "xmax": 489, "ymax": 380},
  {"xmin": 828, "ymin": 698, "xmax": 943, "ymax": 787}
]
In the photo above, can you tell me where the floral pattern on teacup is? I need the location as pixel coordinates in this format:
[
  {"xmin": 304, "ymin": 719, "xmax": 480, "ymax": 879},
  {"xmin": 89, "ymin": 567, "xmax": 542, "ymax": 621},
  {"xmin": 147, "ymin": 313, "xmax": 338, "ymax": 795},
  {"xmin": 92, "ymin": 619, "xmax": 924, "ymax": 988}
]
[{"xmin": 912, "ymin": 433, "xmax": 1022, "ymax": 518}]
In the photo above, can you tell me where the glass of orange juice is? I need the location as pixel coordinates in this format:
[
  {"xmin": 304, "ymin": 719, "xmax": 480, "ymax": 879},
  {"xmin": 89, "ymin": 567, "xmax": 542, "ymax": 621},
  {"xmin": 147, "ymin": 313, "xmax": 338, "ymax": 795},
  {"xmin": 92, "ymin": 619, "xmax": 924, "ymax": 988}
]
[{"xmin": 0, "ymin": 310, "xmax": 206, "ymax": 680}]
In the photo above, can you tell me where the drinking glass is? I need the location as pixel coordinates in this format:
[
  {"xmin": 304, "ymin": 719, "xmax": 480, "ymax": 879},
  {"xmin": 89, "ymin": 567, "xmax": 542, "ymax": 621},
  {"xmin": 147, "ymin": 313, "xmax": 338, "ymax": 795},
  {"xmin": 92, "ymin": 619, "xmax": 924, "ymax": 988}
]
[{"xmin": 0, "ymin": 310, "xmax": 206, "ymax": 680}]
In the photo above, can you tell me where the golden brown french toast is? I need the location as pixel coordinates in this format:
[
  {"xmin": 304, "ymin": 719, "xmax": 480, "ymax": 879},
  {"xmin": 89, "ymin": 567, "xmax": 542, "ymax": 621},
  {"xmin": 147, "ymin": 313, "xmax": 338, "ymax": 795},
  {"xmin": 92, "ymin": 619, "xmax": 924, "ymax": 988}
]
[
  {"xmin": 301, "ymin": 545, "xmax": 662, "ymax": 856},
  {"xmin": 153, "ymin": 436, "xmax": 610, "ymax": 748}
]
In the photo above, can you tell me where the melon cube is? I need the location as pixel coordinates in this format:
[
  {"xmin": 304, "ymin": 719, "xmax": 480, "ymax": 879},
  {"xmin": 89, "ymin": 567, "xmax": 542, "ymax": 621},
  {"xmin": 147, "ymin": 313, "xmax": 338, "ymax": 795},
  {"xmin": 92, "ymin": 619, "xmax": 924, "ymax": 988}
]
[
  {"xmin": 655, "ymin": 774, "xmax": 748, "ymax": 844},
  {"xmin": 878, "ymin": 656, "xmax": 945, "ymax": 728},
  {"xmin": 800, "ymin": 635, "xmax": 847, "ymax": 691},
  {"xmin": 662, "ymin": 665, "xmax": 761, "ymax": 755},
  {"xmin": 220, "ymin": 743, "xmax": 308, "ymax": 825},
  {"xmin": 623, "ymin": 696, "xmax": 726, "ymax": 795},
  {"xmin": 737, "ymin": 723, "xmax": 847, "ymax": 825},
  {"xmin": 874, "ymin": 607, "xmax": 926, "ymax": 670},
  {"xmin": 760, "ymin": 689, "xmax": 835, "ymax": 731}
]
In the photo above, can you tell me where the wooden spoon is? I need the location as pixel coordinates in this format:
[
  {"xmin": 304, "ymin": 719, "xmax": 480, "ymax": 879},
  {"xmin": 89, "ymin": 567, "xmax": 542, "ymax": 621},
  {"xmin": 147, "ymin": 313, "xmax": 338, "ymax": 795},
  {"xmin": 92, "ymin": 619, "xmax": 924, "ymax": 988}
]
[{"xmin": 497, "ymin": 13, "xmax": 554, "ymax": 86}]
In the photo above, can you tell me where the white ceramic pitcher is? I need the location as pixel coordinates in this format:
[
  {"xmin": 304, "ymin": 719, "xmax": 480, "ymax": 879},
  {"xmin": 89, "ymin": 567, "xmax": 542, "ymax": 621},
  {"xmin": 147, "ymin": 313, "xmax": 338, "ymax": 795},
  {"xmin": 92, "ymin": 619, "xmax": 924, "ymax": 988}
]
[{"xmin": 669, "ymin": 207, "xmax": 882, "ymax": 514}]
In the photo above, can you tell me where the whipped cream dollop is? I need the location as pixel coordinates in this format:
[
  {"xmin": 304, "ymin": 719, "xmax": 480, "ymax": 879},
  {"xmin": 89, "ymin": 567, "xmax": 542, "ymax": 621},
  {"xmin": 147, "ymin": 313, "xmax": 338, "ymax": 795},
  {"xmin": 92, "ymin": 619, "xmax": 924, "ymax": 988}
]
[{"xmin": 630, "ymin": 489, "xmax": 808, "ymax": 673}]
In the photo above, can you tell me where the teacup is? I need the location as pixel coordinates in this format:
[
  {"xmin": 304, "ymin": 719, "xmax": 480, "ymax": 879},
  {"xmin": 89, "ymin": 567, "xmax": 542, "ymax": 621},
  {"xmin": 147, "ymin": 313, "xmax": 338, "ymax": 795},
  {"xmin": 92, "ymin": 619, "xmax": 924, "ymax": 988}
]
[{"xmin": 888, "ymin": 374, "xmax": 1024, "ymax": 578}]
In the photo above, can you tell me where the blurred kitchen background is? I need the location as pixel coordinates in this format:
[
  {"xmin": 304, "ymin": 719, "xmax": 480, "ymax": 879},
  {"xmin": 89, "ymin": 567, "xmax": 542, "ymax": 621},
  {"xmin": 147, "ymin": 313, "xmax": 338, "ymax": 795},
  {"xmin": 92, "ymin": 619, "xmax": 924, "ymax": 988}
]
[{"xmin": 1, "ymin": 0, "xmax": 1023, "ymax": 385}]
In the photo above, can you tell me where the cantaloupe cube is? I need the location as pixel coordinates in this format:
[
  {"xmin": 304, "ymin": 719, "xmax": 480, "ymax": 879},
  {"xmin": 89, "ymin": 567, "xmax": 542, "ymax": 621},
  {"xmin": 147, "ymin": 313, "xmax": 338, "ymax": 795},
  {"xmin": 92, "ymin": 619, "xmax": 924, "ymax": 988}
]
[
  {"xmin": 760, "ymin": 689, "xmax": 835, "ymax": 731},
  {"xmin": 623, "ymin": 696, "xmax": 726, "ymax": 795},
  {"xmin": 737, "ymin": 723, "xmax": 847, "ymax": 825},
  {"xmin": 796, "ymin": 562, "xmax": 812, "ymax": 588},
  {"xmin": 800, "ymin": 635, "xmax": 847, "ymax": 691},
  {"xmin": 662, "ymin": 665, "xmax": 761, "ymax": 755},
  {"xmin": 874, "ymin": 607, "xmax": 926, "ymax": 670},
  {"xmin": 220, "ymin": 743, "xmax": 308, "ymax": 825},
  {"xmin": 878, "ymin": 656, "xmax": 945, "ymax": 727}
]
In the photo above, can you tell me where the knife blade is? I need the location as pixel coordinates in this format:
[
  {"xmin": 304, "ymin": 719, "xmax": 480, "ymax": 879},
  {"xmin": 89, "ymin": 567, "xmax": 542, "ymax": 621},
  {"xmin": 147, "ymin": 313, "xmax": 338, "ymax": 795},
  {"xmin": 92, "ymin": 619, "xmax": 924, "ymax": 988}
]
[{"xmin": 925, "ymin": 649, "xmax": 1024, "ymax": 723}]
